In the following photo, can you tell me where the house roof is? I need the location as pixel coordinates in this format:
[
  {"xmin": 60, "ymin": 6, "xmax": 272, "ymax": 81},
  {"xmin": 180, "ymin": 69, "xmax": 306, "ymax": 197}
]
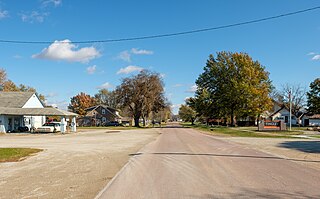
[
  {"xmin": 0, "ymin": 92, "xmax": 34, "ymax": 108},
  {"xmin": 85, "ymin": 105, "xmax": 120, "ymax": 118},
  {"xmin": 306, "ymin": 114, "xmax": 320, "ymax": 119},
  {"xmin": 269, "ymin": 102, "xmax": 300, "ymax": 118},
  {"xmin": 0, "ymin": 107, "xmax": 77, "ymax": 116}
]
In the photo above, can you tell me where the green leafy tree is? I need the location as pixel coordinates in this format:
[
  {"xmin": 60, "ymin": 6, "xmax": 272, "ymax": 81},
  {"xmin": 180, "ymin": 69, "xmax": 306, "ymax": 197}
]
[
  {"xmin": 68, "ymin": 92, "xmax": 97, "ymax": 115},
  {"xmin": 307, "ymin": 78, "xmax": 320, "ymax": 113},
  {"xmin": 178, "ymin": 104, "xmax": 197, "ymax": 125},
  {"xmin": 195, "ymin": 52, "xmax": 272, "ymax": 126}
]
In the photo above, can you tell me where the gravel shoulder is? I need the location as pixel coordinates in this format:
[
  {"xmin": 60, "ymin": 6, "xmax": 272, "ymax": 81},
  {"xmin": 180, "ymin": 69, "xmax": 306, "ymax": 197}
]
[{"xmin": 0, "ymin": 129, "xmax": 159, "ymax": 199}]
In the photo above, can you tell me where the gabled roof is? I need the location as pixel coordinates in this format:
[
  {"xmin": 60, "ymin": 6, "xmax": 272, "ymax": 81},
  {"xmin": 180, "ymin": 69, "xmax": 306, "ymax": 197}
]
[
  {"xmin": 309, "ymin": 114, "xmax": 320, "ymax": 119},
  {"xmin": 0, "ymin": 92, "xmax": 34, "ymax": 108},
  {"xmin": 85, "ymin": 105, "xmax": 121, "ymax": 118},
  {"xmin": 269, "ymin": 103, "xmax": 300, "ymax": 118},
  {"xmin": 0, "ymin": 107, "xmax": 77, "ymax": 116}
]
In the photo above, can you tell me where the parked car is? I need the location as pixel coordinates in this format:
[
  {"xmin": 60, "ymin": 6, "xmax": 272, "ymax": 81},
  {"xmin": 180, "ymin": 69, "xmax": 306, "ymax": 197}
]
[
  {"xmin": 106, "ymin": 121, "xmax": 121, "ymax": 126},
  {"xmin": 35, "ymin": 122, "xmax": 61, "ymax": 133}
]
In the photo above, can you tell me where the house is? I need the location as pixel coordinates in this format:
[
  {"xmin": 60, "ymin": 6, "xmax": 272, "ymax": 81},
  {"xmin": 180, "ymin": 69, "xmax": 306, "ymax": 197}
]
[
  {"xmin": 77, "ymin": 105, "xmax": 121, "ymax": 126},
  {"xmin": 0, "ymin": 92, "xmax": 77, "ymax": 133},
  {"xmin": 301, "ymin": 113, "xmax": 320, "ymax": 127},
  {"xmin": 269, "ymin": 101, "xmax": 299, "ymax": 125}
]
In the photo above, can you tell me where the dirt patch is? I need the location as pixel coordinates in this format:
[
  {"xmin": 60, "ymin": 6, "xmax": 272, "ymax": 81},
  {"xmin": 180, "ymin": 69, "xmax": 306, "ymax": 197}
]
[{"xmin": 0, "ymin": 129, "xmax": 159, "ymax": 199}]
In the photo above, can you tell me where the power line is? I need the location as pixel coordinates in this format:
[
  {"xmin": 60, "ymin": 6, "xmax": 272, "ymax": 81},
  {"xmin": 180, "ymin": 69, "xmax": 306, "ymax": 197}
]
[{"xmin": 0, "ymin": 5, "xmax": 319, "ymax": 45}]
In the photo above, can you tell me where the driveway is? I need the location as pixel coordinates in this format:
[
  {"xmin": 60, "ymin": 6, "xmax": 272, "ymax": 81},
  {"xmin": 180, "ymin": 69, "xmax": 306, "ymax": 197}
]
[{"xmin": 0, "ymin": 129, "xmax": 159, "ymax": 199}]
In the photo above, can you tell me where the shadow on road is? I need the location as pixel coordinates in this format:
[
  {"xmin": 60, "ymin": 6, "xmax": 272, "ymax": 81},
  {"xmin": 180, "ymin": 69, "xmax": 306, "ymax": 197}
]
[
  {"xmin": 191, "ymin": 189, "xmax": 319, "ymax": 199},
  {"xmin": 278, "ymin": 141, "xmax": 320, "ymax": 153},
  {"xmin": 129, "ymin": 152, "xmax": 320, "ymax": 163}
]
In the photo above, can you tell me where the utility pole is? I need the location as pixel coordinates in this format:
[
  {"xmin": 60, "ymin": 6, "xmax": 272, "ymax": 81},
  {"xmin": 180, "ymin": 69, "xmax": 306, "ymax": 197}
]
[{"xmin": 289, "ymin": 89, "xmax": 292, "ymax": 131}]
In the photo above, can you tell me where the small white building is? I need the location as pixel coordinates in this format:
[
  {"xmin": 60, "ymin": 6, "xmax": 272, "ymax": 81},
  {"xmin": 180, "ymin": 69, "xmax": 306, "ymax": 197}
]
[
  {"xmin": 269, "ymin": 102, "xmax": 298, "ymax": 125},
  {"xmin": 0, "ymin": 92, "xmax": 77, "ymax": 133},
  {"xmin": 301, "ymin": 114, "xmax": 320, "ymax": 127}
]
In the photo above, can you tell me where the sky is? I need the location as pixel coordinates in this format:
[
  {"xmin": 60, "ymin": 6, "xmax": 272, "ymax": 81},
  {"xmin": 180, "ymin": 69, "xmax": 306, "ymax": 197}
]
[{"xmin": 0, "ymin": 0, "xmax": 319, "ymax": 114}]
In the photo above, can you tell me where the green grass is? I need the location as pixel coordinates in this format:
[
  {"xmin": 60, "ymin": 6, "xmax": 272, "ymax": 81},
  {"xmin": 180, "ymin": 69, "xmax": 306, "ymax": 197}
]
[
  {"xmin": 310, "ymin": 135, "xmax": 320, "ymax": 138},
  {"xmin": 181, "ymin": 123, "xmax": 303, "ymax": 138},
  {"xmin": 0, "ymin": 148, "xmax": 43, "ymax": 163}
]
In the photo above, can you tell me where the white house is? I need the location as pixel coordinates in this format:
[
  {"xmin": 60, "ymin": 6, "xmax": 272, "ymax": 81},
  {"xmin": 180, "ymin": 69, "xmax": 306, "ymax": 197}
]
[
  {"xmin": 301, "ymin": 114, "xmax": 320, "ymax": 127},
  {"xmin": 0, "ymin": 92, "xmax": 77, "ymax": 133},
  {"xmin": 269, "ymin": 102, "xmax": 298, "ymax": 125}
]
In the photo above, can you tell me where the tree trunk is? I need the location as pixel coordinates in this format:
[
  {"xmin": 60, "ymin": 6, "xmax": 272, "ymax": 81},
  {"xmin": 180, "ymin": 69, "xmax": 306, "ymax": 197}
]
[
  {"xmin": 134, "ymin": 112, "xmax": 141, "ymax": 127},
  {"xmin": 142, "ymin": 116, "xmax": 146, "ymax": 126},
  {"xmin": 231, "ymin": 108, "xmax": 235, "ymax": 127},
  {"xmin": 134, "ymin": 117, "xmax": 140, "ymax": 127}
]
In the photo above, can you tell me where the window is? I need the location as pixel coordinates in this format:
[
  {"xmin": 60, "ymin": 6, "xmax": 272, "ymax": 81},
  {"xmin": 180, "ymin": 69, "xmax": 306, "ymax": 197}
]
[
  {"xmin": 102, "ymin": 117, "xmax": 106, "ymax": 123},
  {"xmin": 102, "ymin": 109, "xmax": 106, "ymax": 114}
]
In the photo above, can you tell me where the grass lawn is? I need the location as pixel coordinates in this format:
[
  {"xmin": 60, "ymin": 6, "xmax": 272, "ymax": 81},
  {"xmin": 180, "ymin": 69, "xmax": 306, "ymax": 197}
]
[
  {"xmin": 0, "ymin": 148, "xmax": 43, "ymax": 163},
  {"xmin": 182, "ymin": 123, "xmax": 303, "ymax": 138}
]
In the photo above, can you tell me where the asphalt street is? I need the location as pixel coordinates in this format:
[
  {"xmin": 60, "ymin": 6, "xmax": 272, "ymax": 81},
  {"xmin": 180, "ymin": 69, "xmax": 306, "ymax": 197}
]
[{"xmin": 96, "ymin": 125, "xmax": 320, "ymax": 199}]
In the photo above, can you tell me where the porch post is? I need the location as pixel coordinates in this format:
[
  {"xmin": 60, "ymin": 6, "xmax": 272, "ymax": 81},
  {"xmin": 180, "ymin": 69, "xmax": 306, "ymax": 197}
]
[
  {"xmin": 71, "ymin": 116, "xmax": 77, "ymax": 132},
  {"xmin": 60, "ymin": 116, "xmax": 66, "ymax": 133}
]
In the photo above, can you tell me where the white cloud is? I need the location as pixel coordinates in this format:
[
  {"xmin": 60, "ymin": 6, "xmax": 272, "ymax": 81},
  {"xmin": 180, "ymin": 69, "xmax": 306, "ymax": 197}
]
[
  {"xmin": 0, "ymin": 10, "xmax": 8, "ymax": 19},
  {"xmin": 186, "ymin": 84, "xmax": 197, "ymax": 93},
  {"xmin": 171, "ymin": 104, "xmax": 182, "ymax": 109},
  {"xmin": 97, "ymin": 82, "xmax": 113, "ymax": 89},
  {"xmin": 308, "ymin": 52, "xmax": 316, "ymax": 56},
  {"xmin": 131, "ymin": 48, "xmax": 153, "ymax": 55},
  {"xmin": 47, "ymin": 100, "xmax": 68, "ymax": 110},
  {"xmin": 117, "ymin": 50, "xmax": 131, "ymax": 62},
  {"xmin": 117, "ymin": 65, "xmax": 144, "ymax": 74},
  {"xmin": 20, "ymin": 11, "xmax": 49, "ymax": 23},
  {"xmin": 32, "ymin": 39, "xmax": 100, "ymax": 63},
  {"xmin": 117, "ymin": 48, "xmax": 153, "ymax": 62},
  {"xmin": 312, "ymin": 54, "xmax": 320, "ymax": 60},
  {"xmin": 86, "ymin": 65, "xmax": 96, "ymax": 74},
  {"xmin": 41, "ymin": 0, "xmax": 62, "ymax": 7}
]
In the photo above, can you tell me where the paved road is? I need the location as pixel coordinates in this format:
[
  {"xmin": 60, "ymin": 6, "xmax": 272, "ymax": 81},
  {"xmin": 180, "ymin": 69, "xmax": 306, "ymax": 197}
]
[{"xmin": 96, "ymin": 126, "xmax": 320, "ymax": 199}]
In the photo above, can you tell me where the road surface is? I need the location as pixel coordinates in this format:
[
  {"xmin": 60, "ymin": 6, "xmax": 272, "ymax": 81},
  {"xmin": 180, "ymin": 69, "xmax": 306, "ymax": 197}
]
[{"xmin": 96, "ymin": 125, "xmax": 320, "ymax": 199}]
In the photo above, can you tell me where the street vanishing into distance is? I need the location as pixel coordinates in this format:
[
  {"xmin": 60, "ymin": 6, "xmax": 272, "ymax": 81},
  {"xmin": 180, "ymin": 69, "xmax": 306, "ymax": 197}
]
[
  {"xmin": 1, "ymin": 1, "xmax": 320, "ymax": 199},
  {"xmin": 96, "ymin": 123, "xmax": 320, "ymax": 199}
]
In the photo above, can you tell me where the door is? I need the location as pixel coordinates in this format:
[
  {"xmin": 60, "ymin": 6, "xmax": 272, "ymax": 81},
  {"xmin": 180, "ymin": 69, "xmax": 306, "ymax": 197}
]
[
  {"xmin": 8, "ymin": 118, "xmax": 12, "ymax": 131},
  {"xmin": 304, "ymin": 119, "xmax": 309, "ymax": 127}
]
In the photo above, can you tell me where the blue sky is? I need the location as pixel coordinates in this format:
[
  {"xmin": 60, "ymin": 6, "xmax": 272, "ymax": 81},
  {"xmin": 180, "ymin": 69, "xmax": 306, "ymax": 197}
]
[{"xmin": 0, "ymin": 0, "xmax": 319, "ymax": 114}]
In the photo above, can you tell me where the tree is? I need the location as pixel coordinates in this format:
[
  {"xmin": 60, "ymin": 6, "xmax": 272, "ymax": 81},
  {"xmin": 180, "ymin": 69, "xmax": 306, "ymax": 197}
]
[
  {"xmin": 94, "ymin": 89, "xmax": 118, "ymax": 108},
  {"xmin": 178, "ymin": 104, "xmax": 197, "ymax": 125},
  {"xmin": 0, "ymin": 68, "xmax": 46, "ymax": 104},
  {"xmin": 68, "ymin": 92, "xmax": 97, "ymax": 115},
  {"xmin": 116, "ymin": 70, "xmax": 166, "ymax": 127},
  {"xmin": 275, "ymin": 84, "xmax": 306, "ymax": 116},
  {"xmin": 307, "ymin": 78, "xmax": 320, "ymax": 113},
  {"xmin": 3, "ymin": 80, "xmax": 19, "ymax": 91},
  {"xmin": 195, "ymin": 52, "xmax": 272, "ymax": 126}
]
